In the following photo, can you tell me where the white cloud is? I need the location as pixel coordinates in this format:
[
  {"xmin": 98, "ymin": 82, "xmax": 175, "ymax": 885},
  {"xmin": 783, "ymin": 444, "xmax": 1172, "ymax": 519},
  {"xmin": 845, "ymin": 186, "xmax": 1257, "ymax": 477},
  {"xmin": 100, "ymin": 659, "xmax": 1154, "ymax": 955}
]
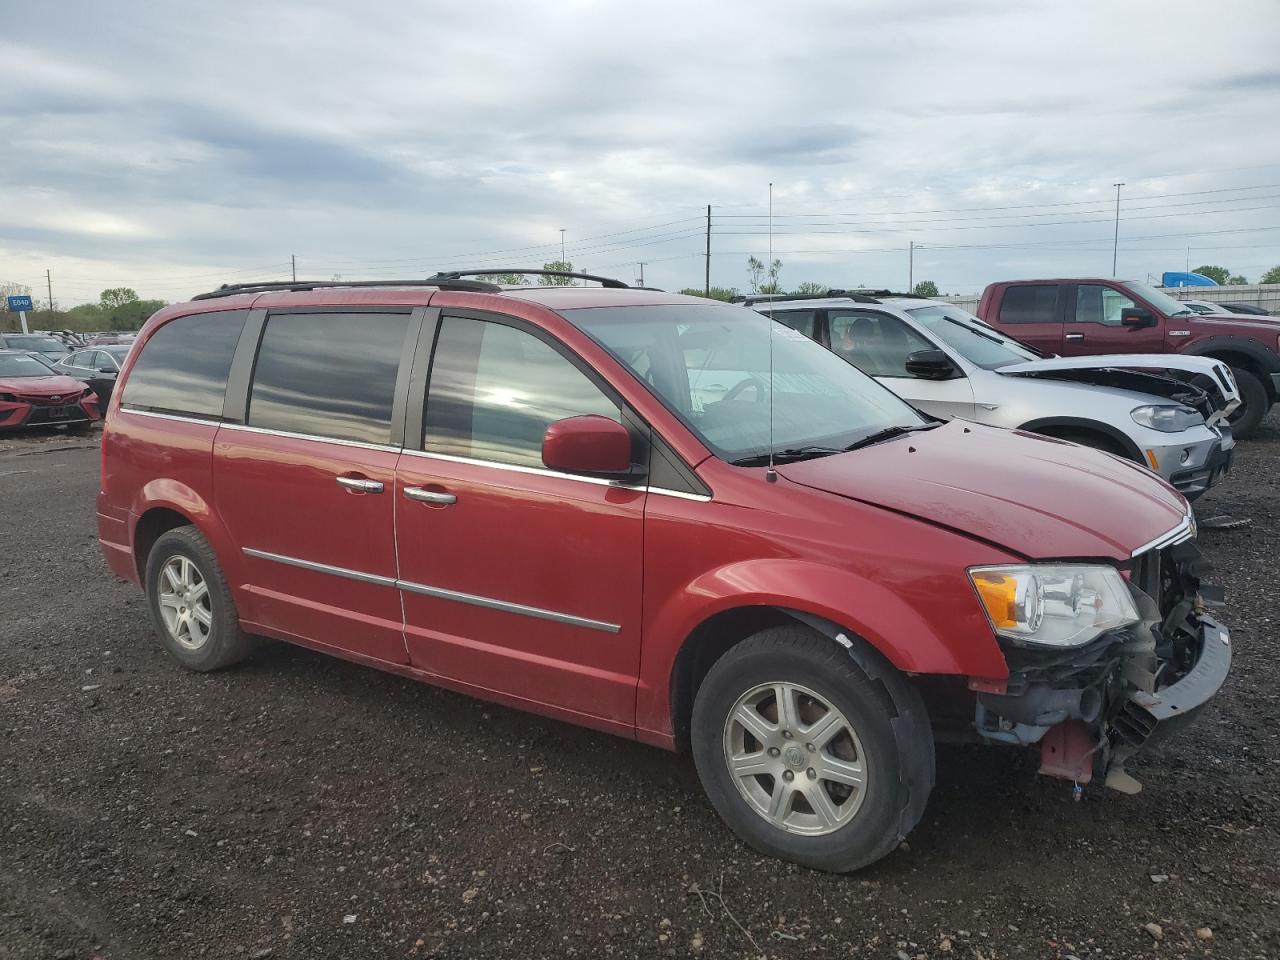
[{"xmin": 2, "ymin": 0, "xmax": 1278, "ymax": 304}]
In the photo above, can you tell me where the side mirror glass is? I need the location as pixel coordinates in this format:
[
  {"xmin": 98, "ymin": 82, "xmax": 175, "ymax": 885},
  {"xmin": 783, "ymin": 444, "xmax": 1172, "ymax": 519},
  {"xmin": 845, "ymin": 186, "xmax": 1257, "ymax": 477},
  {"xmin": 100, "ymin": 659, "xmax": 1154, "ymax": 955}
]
[
  {"xmin": 1121, "ymin": 306, "xmax": 1156, "ymax": 328},
  {"xmin": 542, "ymin": 415, "xmax": 638, "ymax": 480},
  {"xmin": 98, "ymin": 365, "xmax": 116, "ymax": 374},
  {"xmin": 904, "ymin": 348, "xmax": 958, "ymax": 380}
]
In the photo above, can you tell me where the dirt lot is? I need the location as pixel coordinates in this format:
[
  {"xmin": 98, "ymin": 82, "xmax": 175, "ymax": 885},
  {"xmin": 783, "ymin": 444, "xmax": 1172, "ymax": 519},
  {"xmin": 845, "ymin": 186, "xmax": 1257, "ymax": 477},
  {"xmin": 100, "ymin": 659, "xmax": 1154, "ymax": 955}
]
[{"xmin": 1, "ymin": 421, "xmax": 1277, "ymax": 960}]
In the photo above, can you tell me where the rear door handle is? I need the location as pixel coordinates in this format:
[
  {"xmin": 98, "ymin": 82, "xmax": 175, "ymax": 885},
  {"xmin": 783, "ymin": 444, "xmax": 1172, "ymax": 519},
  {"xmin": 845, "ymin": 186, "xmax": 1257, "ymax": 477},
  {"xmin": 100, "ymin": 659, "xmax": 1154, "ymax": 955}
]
[
  {"xmin": 1065, "ymin": 332, "xmax": 1085, "ymax": 341},
  {"xmin": 336, "ymin": 476, "xmax": 385, "ymax": 494},
  {"xmin": 404, "ymin": 486, "xmax": 457, "ymax": 505}
]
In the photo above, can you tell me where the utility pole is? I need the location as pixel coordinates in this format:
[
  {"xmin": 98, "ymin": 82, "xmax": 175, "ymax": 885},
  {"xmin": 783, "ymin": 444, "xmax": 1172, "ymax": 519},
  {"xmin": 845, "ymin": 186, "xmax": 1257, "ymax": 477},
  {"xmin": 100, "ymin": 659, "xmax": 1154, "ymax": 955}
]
[
  {"xmin": 908, "ymin": 240, "xmax": 914, "ymax": 292},
  {"xmin": 291, "ymin": 254, "xmax": 297, "ymax": 282},
  {"xmin": 1112, "ymin": 182, "xmax": 1124, "ymax": 277},
  {"xmin": 637, "ymin": 263, "xmax": 646, "ymax": 287},
  {"xmin": 46, "ymin": 269, "xmax": 54, "ymax": 313},
  {"xmin": 559, "ymin": 229, "xmax": 566, "ymax": 264},
  {"xmin": 704, "ymin": 204, "xmax": 711, "ymax": 296}
]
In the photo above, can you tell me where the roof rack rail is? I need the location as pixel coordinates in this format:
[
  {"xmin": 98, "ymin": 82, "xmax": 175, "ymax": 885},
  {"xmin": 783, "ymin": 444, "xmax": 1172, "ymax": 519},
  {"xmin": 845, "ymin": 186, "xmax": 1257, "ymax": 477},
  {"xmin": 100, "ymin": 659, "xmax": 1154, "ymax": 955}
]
[
  {"xmin": 740, "ymin": 289, "xmax": 885, "ymax": 307},
  {"xmin": 191, "ymin": 278, "xmax": 502, "ymax": 301},
  {"xmin": 426, "ymin": 269, "xmax": 630, "ymax": 289}
]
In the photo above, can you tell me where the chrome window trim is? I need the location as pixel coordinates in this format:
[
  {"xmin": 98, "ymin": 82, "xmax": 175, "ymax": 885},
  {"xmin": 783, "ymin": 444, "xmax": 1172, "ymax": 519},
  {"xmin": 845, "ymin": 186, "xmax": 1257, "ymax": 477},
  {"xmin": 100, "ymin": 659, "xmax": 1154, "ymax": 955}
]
[
  {"xmin": 1130, "ymin": 507, "xmax": 1196, "ymax": 558},
  {"xmin": 119, "ymin": 406, "xmax": 224, "ymax": 427},
  {"xmin": 219, "ymin": 420, "xmax": 401, "ymax": 453},
  {"xmin": 241, "ymin": 547, "xmax": 620, "ymax": 633},
  {"xmin": 399, "ymin": 448, "xmax": 711, "ymax": 501}
]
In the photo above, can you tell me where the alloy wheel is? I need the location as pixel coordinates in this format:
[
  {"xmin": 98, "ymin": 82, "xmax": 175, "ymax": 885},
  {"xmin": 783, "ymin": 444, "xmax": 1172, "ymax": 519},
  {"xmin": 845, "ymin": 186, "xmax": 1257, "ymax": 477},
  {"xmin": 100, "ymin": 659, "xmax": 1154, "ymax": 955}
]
[
  {"xmin": 157, "ymin": 555, "xmax": 212, "ymax": 650},
  {"xmin": 722, "ymin": 681, "xmax": 868, "ymax": 836}
]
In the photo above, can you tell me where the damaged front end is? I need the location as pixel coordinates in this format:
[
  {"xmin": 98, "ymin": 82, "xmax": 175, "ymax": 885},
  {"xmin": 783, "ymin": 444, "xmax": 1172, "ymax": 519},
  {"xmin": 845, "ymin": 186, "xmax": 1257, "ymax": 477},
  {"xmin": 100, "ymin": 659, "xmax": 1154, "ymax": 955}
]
[{"xmin": 973, "ymin": 538, "xmax": 1230, "ymax": 793}]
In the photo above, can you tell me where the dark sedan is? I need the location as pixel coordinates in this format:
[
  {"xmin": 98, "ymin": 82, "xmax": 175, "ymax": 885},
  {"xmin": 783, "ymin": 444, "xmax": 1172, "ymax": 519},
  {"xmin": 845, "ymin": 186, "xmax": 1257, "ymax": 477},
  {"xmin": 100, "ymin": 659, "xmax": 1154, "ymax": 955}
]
[
  {"xmin": 51, "ymin": 345, "xmax": 132, "ymax": 406},
  {"xmin": 0, "ymin": 333, "xmax": 73, "ymax": 364}
]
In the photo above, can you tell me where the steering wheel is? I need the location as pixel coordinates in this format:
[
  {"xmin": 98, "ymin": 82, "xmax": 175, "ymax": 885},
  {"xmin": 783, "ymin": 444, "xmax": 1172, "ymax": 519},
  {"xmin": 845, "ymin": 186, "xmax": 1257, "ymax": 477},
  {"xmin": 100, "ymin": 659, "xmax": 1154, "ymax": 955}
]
[{"xmin": 722, "ymin": 374, "xmax": 771, "ymax": 404}]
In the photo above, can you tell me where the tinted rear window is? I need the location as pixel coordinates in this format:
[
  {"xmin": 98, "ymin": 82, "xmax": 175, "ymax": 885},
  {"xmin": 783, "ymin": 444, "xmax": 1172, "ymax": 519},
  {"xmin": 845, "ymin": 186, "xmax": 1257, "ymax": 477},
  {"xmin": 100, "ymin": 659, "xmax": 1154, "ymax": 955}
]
[
  {"xmin": 997, "ymin": 285, "xmax": 1059, "ymax": 324},
  {"xmin": 121, "ymin": 311, "xmax": 246, "ymax": 417},
  {"xmin": 248, "ymin": 311, "xmax": 410, "ymax": 445}
]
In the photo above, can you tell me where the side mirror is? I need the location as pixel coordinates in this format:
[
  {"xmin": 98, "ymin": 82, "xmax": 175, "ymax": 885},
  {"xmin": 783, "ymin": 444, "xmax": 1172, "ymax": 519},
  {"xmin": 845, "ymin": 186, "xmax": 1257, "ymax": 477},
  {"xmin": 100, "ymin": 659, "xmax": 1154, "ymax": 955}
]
[
  {"xmin": 1121, "ymin": 306, "xmax": 1156, "ymax": 328},
  {"xmin": 542, "ymin": 415, "xmax": 638, "ymax": 480},
  {"xmin": 904, "ymin": 348, "xmax": 958, "ymax": 380},
  {"xmin": 98, "ymin": 364, "xmax": 116, "ymax": 374}
]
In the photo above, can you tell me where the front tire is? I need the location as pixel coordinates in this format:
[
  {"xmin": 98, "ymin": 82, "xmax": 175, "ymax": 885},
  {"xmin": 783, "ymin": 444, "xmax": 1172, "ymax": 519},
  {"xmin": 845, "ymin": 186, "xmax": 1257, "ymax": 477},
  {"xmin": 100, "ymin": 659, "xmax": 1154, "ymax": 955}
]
[
  {"xmin": 690, "ymin": 626, "xmax": 934, "ymax": 872},
  {"xmin": 1227, "ymin": 367, "xmax": 1268, "ymax": 440},
  {"xmin": 144, "ymin": 526, "xmax": 255, "ymax": 671}
]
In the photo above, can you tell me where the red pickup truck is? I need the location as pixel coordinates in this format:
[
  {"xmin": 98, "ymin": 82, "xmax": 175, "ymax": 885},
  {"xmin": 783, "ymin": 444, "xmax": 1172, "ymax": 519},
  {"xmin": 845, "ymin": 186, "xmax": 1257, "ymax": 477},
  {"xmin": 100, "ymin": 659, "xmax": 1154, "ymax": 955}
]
[{"xmin": 976, "ymin": 278, "xmax": 1280, "ymax": 437}]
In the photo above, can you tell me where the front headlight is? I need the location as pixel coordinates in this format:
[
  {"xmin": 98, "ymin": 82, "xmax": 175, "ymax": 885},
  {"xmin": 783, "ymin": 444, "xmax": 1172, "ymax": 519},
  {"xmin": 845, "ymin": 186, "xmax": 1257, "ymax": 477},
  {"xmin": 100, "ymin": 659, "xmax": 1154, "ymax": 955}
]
[
  {"xmin": 969, "ymin": 564, "xmax": 1139, "ymax": 648},
  {"xmin": 1130, "ymin": 404, "xmax": 1203, "ymax": 433}
]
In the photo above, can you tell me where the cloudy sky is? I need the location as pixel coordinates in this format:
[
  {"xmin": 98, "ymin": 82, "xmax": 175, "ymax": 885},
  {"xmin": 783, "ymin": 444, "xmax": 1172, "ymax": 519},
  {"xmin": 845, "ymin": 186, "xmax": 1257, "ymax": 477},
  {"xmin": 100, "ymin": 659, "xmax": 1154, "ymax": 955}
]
[{"xmin": 2, "ymin": 0, "xmax": 1279, "ymax": 306}]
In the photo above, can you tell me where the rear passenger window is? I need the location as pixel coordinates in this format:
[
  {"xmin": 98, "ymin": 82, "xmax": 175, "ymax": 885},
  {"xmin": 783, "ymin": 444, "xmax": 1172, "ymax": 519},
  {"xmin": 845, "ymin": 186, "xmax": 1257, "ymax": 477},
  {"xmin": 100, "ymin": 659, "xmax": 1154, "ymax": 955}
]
[
  {"xmin": 771, "ymin": 310, "xmax": 817, "ymax": 339},
  {"xmin": 424, "ymin": 316, "xmax": 621, "ymax": 469},
  {"xmin": 248, "ymin": 312, "xmax": 410, "ymax": 445},
  {"xmin": 998, "ymin": 285, "xmax": 1059, "ymax": 324},
  {"xmin": 122, "ymin": 311, "xmax": 246, "ymax": 417}
]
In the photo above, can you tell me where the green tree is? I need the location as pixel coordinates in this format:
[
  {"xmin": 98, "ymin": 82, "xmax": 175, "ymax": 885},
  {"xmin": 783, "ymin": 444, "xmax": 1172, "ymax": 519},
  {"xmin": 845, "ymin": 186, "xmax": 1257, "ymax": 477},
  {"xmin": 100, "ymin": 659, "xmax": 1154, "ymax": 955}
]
[
  {"xmin": 912, "ymin": 280, "xmax": 940, "ymax": 297},
  {"xmin": 746, "ymin": 256, "xmax": 765, "ymax": 293},
  {"xmin": 679, "ymin": 286, "xmax": 740, "ymax": 302},
  {"xmin": 475, "ymin": 272, "xmax": 530, "ymax": 285},
  {"xmin": 99, "ymin": 287, "xmax": 140, "ymax": 310},
  {"xmin": 1260, "ymin": 265, "xmax": 1280, "ymax": 285},
  {"xmin": 793, "ymin": 281, "xmax": 827, "ymax": 295},
  {"xmin": 1228, "ymin": 274, "xmax": 1248, "ymax": 285},
  {"xmin": 541, "ymin": 260, "xmax": 575, "ymax": 285},
  {"xmin": 1193, "ymin": 265, "xmax": 1230, "ymax": 285}
]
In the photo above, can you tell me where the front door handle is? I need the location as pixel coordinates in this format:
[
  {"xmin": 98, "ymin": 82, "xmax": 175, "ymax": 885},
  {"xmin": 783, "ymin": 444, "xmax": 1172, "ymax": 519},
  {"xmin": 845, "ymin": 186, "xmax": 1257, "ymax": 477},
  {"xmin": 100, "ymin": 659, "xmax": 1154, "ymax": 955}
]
[
  {"xmin": 1064, "ymin": 332, "xmax": 1085, "ymax": 341},
  {"xmin": 336, "ymin": 476, "xmax": 385, "ymax": 494},
  {"xmin": 404, "ymin": 486, "xmax": 457, "ymax": 506}
]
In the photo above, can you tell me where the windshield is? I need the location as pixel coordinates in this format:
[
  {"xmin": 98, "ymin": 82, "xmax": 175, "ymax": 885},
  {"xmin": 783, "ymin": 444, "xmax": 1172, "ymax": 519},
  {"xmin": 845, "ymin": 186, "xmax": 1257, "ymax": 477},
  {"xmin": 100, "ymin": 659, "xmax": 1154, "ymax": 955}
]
[
  {"xmin": 0, "ymin": 353, "xmax": 56, "ymax": 378},
  {"xmin": 5, "ymin": 335, "xmax": 67, "ymax": 353},
  {"xmin": 1122, "ymin": 281, "xmax": 1193, "ymax": 317},
  {"xmin": 565, "ymin": 303, "xmax": 927, "ymax": 462},
  {"xmin": 904, "ymin": 304, "xmax": 1041, "ymax": 368}
]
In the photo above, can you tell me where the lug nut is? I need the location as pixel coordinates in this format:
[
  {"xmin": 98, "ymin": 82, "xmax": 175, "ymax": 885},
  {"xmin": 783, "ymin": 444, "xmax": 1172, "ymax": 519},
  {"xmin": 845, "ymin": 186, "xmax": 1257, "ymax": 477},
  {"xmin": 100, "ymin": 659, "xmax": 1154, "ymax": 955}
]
[
  {"xmin": 806, "ymin": 768, "xmax": 817, "ymax": 780},
  {"xmin": 782, "ymin": 770, "xmax": 794, "ymax": 782},
  {"xmin": 767, "ymin": 747, "xmax": 780, "ymax": 758},
  {"xmin": 782, "ymin": 730, "xmax": 793, "ymax": 740},
  {"xmin": 805, "ymin": 743, "xmax": 815, "ymax": 752}
]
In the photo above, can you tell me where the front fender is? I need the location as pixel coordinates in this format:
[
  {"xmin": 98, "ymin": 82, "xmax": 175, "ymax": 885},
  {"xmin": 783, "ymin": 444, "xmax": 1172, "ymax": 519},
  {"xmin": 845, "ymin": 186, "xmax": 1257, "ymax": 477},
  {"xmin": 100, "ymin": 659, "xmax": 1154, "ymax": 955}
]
[{"xmin": 653, "ymin": 557, "xmax": 1009, "ymax": 677}]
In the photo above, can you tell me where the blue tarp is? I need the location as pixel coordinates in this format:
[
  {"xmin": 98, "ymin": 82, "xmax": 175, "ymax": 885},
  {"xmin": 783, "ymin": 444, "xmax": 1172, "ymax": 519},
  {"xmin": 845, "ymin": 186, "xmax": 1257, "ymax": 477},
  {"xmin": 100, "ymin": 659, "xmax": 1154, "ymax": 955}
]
[{"xmin": 1162, "ymin": 271, "xmax": 1219, "ymax": 288}]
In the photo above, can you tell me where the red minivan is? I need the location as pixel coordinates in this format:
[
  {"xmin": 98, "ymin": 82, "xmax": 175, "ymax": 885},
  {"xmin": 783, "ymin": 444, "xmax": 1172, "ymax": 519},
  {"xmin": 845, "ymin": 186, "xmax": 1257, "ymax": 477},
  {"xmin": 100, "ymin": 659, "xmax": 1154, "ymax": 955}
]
[{"xmin": 98, "ymin": 273, "xmax": 1231, "ymax": 872}]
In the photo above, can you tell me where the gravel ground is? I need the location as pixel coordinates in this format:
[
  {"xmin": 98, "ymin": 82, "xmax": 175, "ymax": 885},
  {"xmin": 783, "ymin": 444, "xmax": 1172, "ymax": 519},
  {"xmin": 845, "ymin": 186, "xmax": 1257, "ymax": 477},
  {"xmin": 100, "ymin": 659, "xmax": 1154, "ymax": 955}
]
[{"xmin": 1, "ymin": 419, "xmax": 1277, "ymax": 960}]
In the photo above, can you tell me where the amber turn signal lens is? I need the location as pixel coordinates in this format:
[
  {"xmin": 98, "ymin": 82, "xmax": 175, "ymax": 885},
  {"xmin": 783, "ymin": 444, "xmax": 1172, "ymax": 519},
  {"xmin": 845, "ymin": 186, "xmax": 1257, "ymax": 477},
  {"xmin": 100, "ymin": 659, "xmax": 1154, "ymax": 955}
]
[{"xmin": 972, "ymin": 572, "xmax": 1018, "ymax": 630}]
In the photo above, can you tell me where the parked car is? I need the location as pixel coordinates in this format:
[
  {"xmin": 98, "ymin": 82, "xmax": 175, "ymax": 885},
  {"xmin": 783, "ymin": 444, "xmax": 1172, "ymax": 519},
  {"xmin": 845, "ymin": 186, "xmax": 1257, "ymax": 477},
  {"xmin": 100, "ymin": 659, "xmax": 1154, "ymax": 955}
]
[
  {"xmin": 97, "ymin": 273, "xmax": 1229, "ymax": 872},
  {"xmin": 88, "ymin": 333, "xmax": 136, "ymax": 346},
  {"xmin": 748, "ymin": 293, "xmax": 1238, "ymax": 500},
  {"xmin": 0, "ymin": 332, "xmax": 74, "ymax": 364},
  {"xmin": 0, "ymin": 349, "xmax": 101, "ymax": 433},
  {"xmin": 51, "ymin": 344, "xmax": 132, "ymax": 406},
  {"xmin": 975, "ymin": 278, "xmax": 1280, "ymax": 437},
  {"xmin": 1181, "ymin": 299, "xmax": 1273, "ymax": 317}
]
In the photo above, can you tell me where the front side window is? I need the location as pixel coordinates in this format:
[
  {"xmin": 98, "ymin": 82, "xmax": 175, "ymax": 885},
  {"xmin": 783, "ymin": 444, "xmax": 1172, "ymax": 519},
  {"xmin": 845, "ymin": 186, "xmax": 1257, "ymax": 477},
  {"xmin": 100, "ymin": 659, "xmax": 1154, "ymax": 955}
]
[
  {"xmin": 998, "ymin": 285, "xmax": 1059, "ymax": 324},
  {"xmin": 566, "ymin": 303, "xmax": 924, "ymax": 463},
  {"xmin": 827, "ymin": 310, "xmax": 935, "ymax": 377},
  {"xmin": 905, "ymin": 304, "xmax": 1041, "ymax": 369},
  {"xmin": 248, "ymin": 312, "xmax": 410, "ymax": 445},
  {"xmin": 424, "ymin": 316, "xmax": 621, "ymax": 469},
  {"xmin": 0, "ymin": 353, "xmax": 56, "ymax": 378},
  {"xmin": 1073, "ymin": 285, "xmax": 1135, "ymax": 326},
  {"xmin": 121, "ymin": 311, "xmax": 246, "ymax": 417}
]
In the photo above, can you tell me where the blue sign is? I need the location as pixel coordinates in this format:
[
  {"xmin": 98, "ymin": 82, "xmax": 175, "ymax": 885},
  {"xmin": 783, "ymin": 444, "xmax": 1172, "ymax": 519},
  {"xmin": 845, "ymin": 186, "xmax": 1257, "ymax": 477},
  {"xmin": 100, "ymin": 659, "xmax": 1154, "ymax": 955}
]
[{"xmin": 6, "ymin": 295, "xmax": 33, "ymax": 312}]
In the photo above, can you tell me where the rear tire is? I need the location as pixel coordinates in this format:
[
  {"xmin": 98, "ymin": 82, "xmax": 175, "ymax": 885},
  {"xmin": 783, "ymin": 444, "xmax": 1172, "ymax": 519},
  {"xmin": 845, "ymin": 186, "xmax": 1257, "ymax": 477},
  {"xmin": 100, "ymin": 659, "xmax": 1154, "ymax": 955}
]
[
  {"xmin": 144, "ymin": 526, "xmax": 255, "ymax": 671},
  {"xmin": 690, "ymin": 625, "xmax": 933, "ymax": 872},
  {"xmin": 1227, "ymin": 367, "xmax": 1268, "ymax": 440}
]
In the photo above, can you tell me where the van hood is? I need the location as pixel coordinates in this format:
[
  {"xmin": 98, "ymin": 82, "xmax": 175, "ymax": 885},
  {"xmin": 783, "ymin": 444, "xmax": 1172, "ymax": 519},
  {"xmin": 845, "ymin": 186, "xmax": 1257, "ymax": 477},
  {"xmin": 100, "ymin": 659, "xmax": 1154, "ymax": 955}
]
[{"xmin": 778, "ymin": 420, "xmax": 1189, "ymax": 561}]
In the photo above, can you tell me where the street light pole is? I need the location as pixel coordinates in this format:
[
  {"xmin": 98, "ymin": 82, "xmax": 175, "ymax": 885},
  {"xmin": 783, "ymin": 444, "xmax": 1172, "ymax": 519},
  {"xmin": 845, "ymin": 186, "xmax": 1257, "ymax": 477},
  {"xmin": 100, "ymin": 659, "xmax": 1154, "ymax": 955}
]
[
  {"xmin": 1112, "ymin": 182, "xmax": 1124, "ymax": 277},
  {"xmin": 559, "ymin": 229, "xmax": 566, "ymax": 265}
]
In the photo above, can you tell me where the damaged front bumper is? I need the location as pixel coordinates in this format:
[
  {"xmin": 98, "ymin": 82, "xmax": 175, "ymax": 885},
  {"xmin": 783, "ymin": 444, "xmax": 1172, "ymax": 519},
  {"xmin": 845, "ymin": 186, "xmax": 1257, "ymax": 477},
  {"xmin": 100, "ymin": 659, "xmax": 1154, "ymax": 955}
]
[{"xmin": 973, "ymin": 542, "xmax": 1231, "ymax": 791}]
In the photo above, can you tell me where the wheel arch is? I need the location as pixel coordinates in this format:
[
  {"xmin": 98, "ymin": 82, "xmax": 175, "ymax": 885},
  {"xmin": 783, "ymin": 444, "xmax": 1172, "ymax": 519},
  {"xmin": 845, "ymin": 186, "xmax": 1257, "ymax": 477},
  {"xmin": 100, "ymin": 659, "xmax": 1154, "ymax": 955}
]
[
  {"xmin": 130, "ymin": 479, "xmax": 232, "ymax": 582},
  {"xmin": 1184, "ymin": 337, "xmax": 1280, "ymax": 402},
  {"xmin": 1017, "ymin": 416, "xmax": 1141, "ymax": 461}
]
